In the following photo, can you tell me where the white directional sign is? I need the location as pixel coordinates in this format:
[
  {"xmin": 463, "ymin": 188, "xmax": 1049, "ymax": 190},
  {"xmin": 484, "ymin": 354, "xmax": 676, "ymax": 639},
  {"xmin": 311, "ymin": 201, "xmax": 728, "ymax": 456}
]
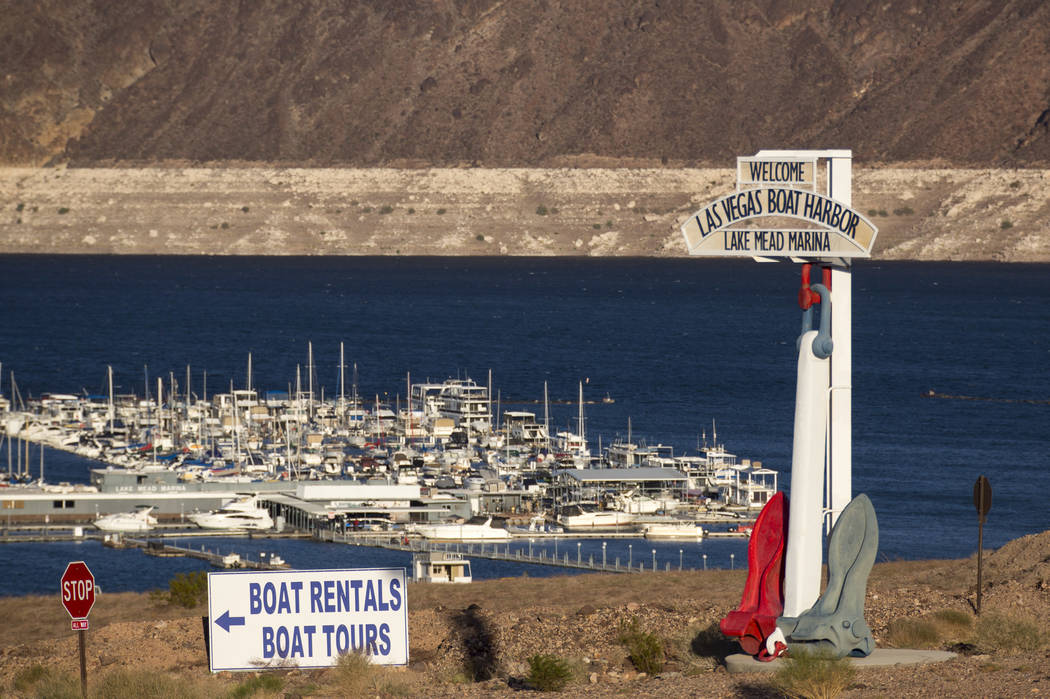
[{"xmin": 207, "ymin": 568, "xmax": 408, "ymax": 672}]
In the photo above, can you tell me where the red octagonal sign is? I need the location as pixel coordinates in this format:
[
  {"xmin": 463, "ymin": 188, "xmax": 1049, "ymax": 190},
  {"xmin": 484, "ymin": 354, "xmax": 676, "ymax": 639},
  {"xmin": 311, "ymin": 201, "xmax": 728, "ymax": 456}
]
[{"xmin": 60, "ymin": 561, "xmax": 96, "ymax": 620}]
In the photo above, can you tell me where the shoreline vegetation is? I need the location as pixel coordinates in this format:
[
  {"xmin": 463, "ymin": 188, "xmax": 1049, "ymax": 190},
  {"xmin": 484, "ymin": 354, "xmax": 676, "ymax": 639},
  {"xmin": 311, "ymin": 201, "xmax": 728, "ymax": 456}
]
[
  {"xmin": 3, "ymin": 530, "xmax": 1049, "ymax": 697},
  {"xmin": 2, "ymin": 166, "xmax": 1048, "ymax": 262}
]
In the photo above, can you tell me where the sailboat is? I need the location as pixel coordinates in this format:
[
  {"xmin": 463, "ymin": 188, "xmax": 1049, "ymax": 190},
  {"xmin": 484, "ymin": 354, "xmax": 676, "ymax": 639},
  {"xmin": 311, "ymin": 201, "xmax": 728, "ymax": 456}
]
[{"xmin": 553, "ymin": 381, "xmax": 590, "ymax": 466}]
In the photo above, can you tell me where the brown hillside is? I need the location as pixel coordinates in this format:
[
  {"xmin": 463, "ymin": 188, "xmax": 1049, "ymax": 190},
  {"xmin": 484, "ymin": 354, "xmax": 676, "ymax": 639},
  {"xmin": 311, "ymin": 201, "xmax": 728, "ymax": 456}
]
[{"xmin": 2, "ymin": 0, "xmax": 1049, "ymax": 167}]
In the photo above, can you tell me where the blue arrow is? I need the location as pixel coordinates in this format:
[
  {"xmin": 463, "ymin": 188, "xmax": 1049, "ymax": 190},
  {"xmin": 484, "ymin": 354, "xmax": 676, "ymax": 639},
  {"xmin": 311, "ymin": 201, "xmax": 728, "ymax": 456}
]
[{"xmin": 214, "ymin": 610, "xmax": 245, "ymax": 633}]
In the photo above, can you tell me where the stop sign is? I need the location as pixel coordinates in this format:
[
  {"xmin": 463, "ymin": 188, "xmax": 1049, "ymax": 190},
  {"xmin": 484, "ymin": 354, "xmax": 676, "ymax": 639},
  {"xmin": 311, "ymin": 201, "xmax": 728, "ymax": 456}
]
[{"xmin": 60, "ymin": 561, "xmax": 96, "ymax": 620}]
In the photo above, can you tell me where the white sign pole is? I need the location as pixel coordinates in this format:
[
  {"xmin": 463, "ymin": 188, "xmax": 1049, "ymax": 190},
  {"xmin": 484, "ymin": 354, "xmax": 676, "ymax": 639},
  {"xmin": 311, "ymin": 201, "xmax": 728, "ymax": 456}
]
[{"xmin": 827, "ymin": 155, "xmax": 853, "ymax": 532}]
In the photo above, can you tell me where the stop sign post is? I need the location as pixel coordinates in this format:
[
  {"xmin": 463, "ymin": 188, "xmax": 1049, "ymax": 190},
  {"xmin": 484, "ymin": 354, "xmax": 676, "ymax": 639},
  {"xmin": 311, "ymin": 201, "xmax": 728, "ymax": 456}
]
[
  {"xmin": 60, "ymin": 561, "xmax": 94, "ymax": 698},
  {"xmin": 61, "ymin": 561, "xmax": 96, "ymax": 623}
]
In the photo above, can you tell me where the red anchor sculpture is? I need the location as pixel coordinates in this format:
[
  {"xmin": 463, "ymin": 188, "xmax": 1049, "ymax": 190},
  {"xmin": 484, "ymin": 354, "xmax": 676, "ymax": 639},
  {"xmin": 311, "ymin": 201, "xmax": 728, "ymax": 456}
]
[{"xmin": 719, "ymin": 491, "xmax": 788, "ymax": 660}]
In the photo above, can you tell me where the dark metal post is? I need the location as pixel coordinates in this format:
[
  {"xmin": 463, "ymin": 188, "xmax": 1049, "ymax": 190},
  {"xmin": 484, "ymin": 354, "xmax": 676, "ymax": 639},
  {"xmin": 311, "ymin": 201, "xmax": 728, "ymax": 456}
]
[
  {"xmin": 973, "ymin": 475, "xmax": 992, "ymax": 614},
  {"xmin": 78, "ymin": 629, "xmax": 87, "ymax": 699}
]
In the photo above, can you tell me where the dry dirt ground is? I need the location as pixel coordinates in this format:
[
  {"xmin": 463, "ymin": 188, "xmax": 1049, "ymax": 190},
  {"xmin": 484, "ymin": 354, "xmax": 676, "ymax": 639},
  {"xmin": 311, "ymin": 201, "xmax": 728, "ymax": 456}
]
[
  {"xmin": 2, "ymin": 166, "xmax": 1049, "ymax": 261},
  {"xmin": 2, "ymin": 530, "xmax": 1049, "ymax": 697}
]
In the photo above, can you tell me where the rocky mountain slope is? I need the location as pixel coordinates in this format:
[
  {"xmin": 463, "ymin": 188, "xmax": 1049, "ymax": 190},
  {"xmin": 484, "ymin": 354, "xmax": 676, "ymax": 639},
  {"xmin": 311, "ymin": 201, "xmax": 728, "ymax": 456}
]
[{"xmin": 2, "ymin": 0, "xmax": 1048, "ymax": 168}]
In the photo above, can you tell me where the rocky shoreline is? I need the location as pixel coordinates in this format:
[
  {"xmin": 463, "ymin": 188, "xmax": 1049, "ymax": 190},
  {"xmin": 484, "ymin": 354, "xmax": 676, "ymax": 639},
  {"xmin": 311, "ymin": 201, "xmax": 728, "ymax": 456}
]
[{"xmin": 2, "ymin": 166, "xmax": 1048, "ymax": 261}]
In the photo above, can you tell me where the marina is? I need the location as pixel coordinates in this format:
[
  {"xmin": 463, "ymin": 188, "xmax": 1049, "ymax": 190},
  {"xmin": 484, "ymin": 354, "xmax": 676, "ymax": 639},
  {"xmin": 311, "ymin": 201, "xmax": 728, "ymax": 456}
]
[{"xmin": 0, "ymin": 365, "xmax": 770, "ymax": 556}]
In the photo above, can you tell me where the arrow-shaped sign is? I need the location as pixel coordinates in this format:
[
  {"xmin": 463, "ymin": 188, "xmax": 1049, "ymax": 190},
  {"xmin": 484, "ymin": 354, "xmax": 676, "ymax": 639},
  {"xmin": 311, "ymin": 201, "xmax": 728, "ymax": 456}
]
[{"xmin": 214, "ymin": 610, "xmax": 245, "ymax": 633}]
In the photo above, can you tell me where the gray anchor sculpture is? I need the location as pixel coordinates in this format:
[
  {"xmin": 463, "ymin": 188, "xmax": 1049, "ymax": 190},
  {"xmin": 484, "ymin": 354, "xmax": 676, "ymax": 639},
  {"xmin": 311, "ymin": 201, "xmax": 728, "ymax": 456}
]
[{"xmin": 777, "ymin": 493, "xmax": 878, "ymax": 657}]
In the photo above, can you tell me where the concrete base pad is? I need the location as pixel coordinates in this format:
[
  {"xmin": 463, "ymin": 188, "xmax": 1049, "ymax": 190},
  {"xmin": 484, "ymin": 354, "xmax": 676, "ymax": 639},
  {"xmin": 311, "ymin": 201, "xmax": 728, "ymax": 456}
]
[{"xmin": 725, "ymin": 649, "xmax": 957, "ymax": 674}]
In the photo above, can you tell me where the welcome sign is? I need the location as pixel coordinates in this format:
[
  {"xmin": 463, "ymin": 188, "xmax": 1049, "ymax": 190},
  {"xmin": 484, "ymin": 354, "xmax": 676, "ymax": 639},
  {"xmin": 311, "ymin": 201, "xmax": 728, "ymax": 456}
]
[{"xmin": 681, "ymin": 154, "xmax": 877, "ymax": 258}]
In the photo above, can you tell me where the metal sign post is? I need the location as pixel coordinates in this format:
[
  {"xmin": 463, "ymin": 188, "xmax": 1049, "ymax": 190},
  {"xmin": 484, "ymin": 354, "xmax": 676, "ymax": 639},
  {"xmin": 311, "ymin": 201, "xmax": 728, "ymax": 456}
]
[{"xmin": 973, "ymin": 475, "xmax": 992, "ymax": 614}]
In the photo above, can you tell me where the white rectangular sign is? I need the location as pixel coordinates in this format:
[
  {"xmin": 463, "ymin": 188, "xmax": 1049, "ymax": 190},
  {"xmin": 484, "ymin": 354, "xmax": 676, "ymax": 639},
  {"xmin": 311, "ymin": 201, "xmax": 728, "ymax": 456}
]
[
  {"xmin": 207, "ymin": 567, "xmax": 408, "ymax": 672},
  {"xmin": 737, "ymin": 156, "xmax": 816, "ymax": 190}
]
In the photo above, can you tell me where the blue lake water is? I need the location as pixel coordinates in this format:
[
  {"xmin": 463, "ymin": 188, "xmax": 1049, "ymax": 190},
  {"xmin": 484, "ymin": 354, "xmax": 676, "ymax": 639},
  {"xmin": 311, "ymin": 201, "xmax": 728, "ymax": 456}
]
[{"xmin": 1, "ymin": 256, "xmax": 1048, "ymax": 595}]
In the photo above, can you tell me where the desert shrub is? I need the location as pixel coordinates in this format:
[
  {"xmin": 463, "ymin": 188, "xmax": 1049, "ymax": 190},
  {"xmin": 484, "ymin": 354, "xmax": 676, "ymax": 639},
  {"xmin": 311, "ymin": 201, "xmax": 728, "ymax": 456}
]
[
  {"xmin": 975, "ymin": 612, "xmax": 1046, "ymax": 654},
  {"xmin": 593, "ymin": 223, "xmax": 602, "ymax": 229},
  {"xmin": 241, "ymin": 206, "xmax": 249, "ymax": 213},
  {"xmin": 326, "ymin": 651, "xmax": 409, "ymax": 696},
  {"xmin": 379, "ymin": 205, "xmax": 394, "ymax": 214},
  {"xmin": 884, "ymin": 618, "xmax": 940, "ymax": 648},
  {"xmin": 475, "ymin": 234, "xmax": 485, "ymax": 241},
  {"xmin": 329, "ymin": 651, "xmax": 373, "ymax": 695},
  {"xmin": 220, "ymin": 222, "xmax": 229, "ymax": 229},
  {"xmin": 436, "ymin": 208, "xmax": 446, "ymax": 214},
  {"xmin": 16, "ymin": 202, "xmax": 24, "ymax": 212},
  {"xmin": 893, "ymin": 206, "xmax": 914, "ymax": 215},
  {"xmin": 772, "ymin": 648, "xmax": 856, "ymax": 699},
  {"xmin": 527, "ymin": 653, "xmax": 573, "ymax": 691},
  {"xmin": 167, "ymin": 570, "xmax": 208, "ymax": 608},
  {"xmin": 407, "ymin": 207, "xmax": 415, "ymax": 214},
  {"xmin": 932, "ymin": 609, "xmax": 972, "ymax": 632},
  {"xmin": 536, "ymin": 205, "xmax": 548, "ymax": 216},
  {"xmin": 12, "ymin": 664, "xmax": 49, "ymax": 692},
  {"xmin": 1009, "ymin": 180, "xmax": 1021, "ymax": 188},
  {"xmin": 13, "ymin": 667, "xmax": 78, "ymax": 698},
  {"xmin": 1000, "ymin": 220, "xmax": 1013, "ymax": 229},
  {"xmin": 58, "ymin": 207, "xmax": 70, "ymax": 214},
  {"xmin": 885, "ymin": 608, "xmax": 973, "ymax": 649},
  {"xmin": 878, "ymin": 209, "xmax": 888, "ymax": 217},
  {"xmin": 228, "ymin": 673, "xmax": 284, "ymax": 698},
  {"xmin": 93, "ymin": 669, "xmax": 189, "ymax": 698},
  {"xmin": 618, "ymin": 618, "xmax": 664, "ymax": 675}
]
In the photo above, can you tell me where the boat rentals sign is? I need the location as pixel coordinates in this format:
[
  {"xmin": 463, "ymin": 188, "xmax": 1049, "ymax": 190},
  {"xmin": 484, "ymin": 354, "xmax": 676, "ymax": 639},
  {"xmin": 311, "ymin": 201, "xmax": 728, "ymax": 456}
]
[
  {"xmin": 207, "ymin": 567, "xmax": 408, "ymax": 671},
  {"xmin": 681, "ymin": 154, "xmax": 877, "ymax": 258}
]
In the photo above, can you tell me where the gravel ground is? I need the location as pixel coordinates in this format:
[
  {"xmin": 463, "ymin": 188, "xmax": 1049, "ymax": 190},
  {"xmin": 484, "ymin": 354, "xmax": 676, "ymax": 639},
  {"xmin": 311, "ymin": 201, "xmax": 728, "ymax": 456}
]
[{"xmin": 2, "ymin": 532, "xmax": 1049, "ymax": 697}]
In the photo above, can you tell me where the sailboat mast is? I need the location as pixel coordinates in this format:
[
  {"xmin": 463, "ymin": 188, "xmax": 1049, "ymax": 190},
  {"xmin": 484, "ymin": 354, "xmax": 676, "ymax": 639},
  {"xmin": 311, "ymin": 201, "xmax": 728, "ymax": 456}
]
[
  {"xmin": 295, "ymin": 365, "xmax": 302, "ymax": 478},
  {"xmin": 339, "ymin": 342, "xmax": 346, "ymax": 411},
  {"xmin": 543, "ymin": 381, "xmax": 550, "ymax": 453},
  {"xmin": 307, "ymin": 342, "xmax": 315, "ymax": 420},
  {"xmin": 578, "ymin": 381, "xmax": 585, "ymax": 444},
  {"xmin": 352, "ymin": 362, "xmax": 359, "ymax": 406},
  {"xmin": 107, "ymin": 365, "xmax": 114, "ymax": 432}
]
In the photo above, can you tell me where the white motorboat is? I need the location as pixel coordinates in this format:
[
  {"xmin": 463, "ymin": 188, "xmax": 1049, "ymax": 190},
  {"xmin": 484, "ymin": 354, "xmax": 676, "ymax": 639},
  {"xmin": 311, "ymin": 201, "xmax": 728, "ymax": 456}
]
[
  {"xmin": 642, "ymin": 521, "xmax": 705, "ymax": 540},
  {"xmin": 557, "ymin": 505, "xmax": 636, "ymax": 531},
  {"xmin": 188, "ymin": 496, "xmax": 274, "ymax": 531},
  {"xmin": 411, "ymin": 550, "xmax": 472, "ymax": 583},
  {"xmin": 613, "ymin": 489, "xmax": 681, "ymax": 515},
  {"xmin": 411, "ymin": 516, "xmax": 511, "ymax": 542},
  {"xmin": 93, "ymin": 505, "xmax": 157, "ymax": 533}
]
